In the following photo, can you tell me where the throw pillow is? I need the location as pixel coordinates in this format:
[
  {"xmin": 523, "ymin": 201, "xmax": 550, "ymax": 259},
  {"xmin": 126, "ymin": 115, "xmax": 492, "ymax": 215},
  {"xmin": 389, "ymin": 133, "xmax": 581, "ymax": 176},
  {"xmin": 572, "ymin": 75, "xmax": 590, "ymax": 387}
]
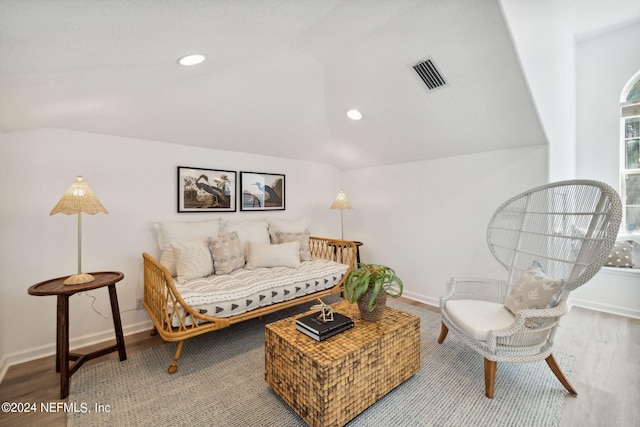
[
  {"xmin": 605, "ymin": 240, "xmax": 636, "ymax": 268},
  {"xmin": 154, "ymin": 219, "xmax": 221, "ymax": 276},
  {"xmin": 171, "ymin": 237, "xmax": 214, "ymax": 281},
  {"xmin": 504, "ymin": 261, "xmax": 565, "ymax": 316},
  {"xmin": 268, "ymin": 217, "xmax": 312, "ymax": 261},
  {"xmin": 210, "ymin": 232, "xmax": 245, "ymax": 274},
  {"xmin": 270, "ymin": 230, "xmax": 311, "ymax": 261},
  {"xmin": 220, "ymin": 219, "xmax": 270, "ymax": 253},
  {"xmin": 267, "ymin": 217, "xmax": 311, "ymax": 233},
  {"xmin": 245, "ymin": 241, "xmax": 301, "ymax": 269}
]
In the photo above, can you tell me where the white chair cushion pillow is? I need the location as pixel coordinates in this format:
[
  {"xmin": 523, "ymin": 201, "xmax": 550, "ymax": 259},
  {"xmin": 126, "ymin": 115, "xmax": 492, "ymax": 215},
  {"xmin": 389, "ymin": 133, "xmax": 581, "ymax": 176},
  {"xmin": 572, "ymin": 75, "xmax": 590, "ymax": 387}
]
[{"xmin": 445, "ymin": 299, "xmax": 515, "ymax": 341}]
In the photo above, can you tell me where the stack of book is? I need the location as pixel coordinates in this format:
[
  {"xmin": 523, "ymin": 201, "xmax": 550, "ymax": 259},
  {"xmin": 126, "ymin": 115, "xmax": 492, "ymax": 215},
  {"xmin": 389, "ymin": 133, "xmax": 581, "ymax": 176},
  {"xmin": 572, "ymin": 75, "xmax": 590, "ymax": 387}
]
[{"xmin": 296, "ymin": 311, "xmax": 354, "ymax": 341}]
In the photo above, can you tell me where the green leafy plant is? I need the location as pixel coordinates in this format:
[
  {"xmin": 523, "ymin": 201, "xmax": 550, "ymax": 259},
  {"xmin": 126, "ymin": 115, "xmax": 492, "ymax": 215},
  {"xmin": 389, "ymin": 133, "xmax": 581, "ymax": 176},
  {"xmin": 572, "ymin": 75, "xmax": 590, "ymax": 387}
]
[{"xmin": 343, "ymin": 263, "xmax": 403, "ymax": 312}]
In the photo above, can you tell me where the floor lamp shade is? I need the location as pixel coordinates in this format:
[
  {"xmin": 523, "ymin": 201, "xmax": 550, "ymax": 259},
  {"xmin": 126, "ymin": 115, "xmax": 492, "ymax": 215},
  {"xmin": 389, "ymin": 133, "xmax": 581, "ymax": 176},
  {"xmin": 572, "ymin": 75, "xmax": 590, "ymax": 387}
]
[
  {"xmin": 330, "ymin": 190, "xmax": 352, "ymax": 240},
  {"xmin": 50, "ymin": 176, "xmax": 108, "ymax": 285}
]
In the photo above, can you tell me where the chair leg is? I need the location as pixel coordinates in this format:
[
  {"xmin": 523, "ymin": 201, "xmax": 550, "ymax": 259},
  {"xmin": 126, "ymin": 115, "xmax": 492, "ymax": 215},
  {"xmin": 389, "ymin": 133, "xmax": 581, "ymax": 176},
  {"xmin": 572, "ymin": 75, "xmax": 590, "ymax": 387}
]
[
  {"xmin": 545, "ymin": 353, "xmax": 578, "ymax": 395},
  {"xmin": 437, "ymin": 322, "xmax": 449, "ymax": 344},
  {"xmin": 484, "ymin": 358, "xmax": 497, "ymax": 398},
  {"xmin": 168, "ymin": 340, "xmax": 185, "ymax": 374}
]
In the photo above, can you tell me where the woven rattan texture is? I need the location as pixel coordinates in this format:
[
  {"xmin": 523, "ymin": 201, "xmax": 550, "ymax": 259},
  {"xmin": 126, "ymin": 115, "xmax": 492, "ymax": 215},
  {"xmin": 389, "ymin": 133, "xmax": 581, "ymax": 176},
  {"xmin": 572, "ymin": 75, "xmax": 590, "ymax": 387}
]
[
  {"xmin": 265, "ymin": 300, "xmax": 420, "ymax": 427},
  {"xmin": 142, "ymin": 236, "xmax": 356, "ymax": 373},
  {"xmin": 440, "ymin": 180, "xmax": 622, "ymax": 363}
]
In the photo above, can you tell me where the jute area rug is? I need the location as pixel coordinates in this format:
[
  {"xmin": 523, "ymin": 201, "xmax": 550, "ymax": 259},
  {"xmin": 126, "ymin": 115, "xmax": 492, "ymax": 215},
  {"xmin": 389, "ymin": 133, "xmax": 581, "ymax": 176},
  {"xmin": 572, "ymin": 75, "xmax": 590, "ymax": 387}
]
[{"xmin": 68, "ymin": 299, "xmax": 574, "ymax": 427}]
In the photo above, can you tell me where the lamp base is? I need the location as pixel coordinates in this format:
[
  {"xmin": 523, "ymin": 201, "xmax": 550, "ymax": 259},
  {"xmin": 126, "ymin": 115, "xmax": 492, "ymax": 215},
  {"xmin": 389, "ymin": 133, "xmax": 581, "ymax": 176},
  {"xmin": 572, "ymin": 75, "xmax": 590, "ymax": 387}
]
[{"xmin": 64, "ymin": 273, "xmax": 95, "ymax": 285}]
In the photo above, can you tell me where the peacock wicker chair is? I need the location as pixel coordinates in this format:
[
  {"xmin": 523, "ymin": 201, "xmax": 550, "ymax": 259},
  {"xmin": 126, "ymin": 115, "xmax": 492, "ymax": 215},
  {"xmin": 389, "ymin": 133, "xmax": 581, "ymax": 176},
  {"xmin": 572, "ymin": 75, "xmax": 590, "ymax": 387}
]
[{"xmin": 438, "ymin": 180, "xmax": 622, "ymax": 398}]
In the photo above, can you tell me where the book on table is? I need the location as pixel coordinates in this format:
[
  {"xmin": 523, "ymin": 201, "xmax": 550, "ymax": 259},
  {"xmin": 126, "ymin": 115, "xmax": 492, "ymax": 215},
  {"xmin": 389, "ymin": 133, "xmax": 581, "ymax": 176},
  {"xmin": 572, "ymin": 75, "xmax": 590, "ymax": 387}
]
[{"xmin": 295, "ymin": 311, "xmax": 354, "ymax": 341}]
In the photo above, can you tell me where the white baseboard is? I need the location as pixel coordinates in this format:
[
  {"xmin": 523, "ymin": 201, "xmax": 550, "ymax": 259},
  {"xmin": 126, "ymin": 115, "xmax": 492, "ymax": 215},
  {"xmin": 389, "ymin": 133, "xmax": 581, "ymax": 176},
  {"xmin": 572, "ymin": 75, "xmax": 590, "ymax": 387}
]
[
  {"xmin": 401, "ymin": 290, "xmax": 439, "ymax": 308},
  {"xmin": 568, "ymin": 298, "xmax": 640, "ymax": 319},
  {"xmin": 2, "ymin": 319, "xmax": 154, "ymax": 373}
]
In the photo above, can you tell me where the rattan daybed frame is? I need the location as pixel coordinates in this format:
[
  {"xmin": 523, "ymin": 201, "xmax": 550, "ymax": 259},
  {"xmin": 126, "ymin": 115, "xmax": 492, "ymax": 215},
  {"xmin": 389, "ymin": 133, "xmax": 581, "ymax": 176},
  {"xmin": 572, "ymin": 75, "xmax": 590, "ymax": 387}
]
[{"xmin": 143, "ymin": 237, "xmax": 356, "ymax": 373}]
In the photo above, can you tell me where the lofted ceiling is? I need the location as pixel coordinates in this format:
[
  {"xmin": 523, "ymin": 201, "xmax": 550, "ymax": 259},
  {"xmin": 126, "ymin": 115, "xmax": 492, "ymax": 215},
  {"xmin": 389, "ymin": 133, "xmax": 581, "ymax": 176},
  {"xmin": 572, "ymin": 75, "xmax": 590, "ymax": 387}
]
[{"xmin": 1, "ymin": 0, "xmax": 639, "ymax": 170}]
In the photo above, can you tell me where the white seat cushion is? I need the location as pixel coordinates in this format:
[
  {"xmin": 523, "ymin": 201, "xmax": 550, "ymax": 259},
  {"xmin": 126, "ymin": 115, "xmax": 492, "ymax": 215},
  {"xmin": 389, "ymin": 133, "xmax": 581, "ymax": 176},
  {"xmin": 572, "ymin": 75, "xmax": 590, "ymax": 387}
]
[{"xmin": 445, "ymin": 299, "xmax": 515, "ymax": 341}]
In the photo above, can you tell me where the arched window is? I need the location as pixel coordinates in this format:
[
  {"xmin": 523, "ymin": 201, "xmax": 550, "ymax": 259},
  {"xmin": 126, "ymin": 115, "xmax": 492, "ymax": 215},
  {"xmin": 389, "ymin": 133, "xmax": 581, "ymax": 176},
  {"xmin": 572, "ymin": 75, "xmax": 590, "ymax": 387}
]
[{"xmin": 621, "ymin": 73, "xmax": 640, "ymax": 233}]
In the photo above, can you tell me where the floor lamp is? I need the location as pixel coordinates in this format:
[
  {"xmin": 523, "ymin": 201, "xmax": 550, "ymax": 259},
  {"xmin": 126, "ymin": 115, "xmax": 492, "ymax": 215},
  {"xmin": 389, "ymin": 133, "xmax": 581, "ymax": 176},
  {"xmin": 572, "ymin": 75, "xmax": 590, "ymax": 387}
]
[
  {"xmin": 50, "ymin": 176, "xmax": 108, "ymax": 285},
  {"xmin": 330, "ymin": 189, "xmax": 352, "ymax": 240}
]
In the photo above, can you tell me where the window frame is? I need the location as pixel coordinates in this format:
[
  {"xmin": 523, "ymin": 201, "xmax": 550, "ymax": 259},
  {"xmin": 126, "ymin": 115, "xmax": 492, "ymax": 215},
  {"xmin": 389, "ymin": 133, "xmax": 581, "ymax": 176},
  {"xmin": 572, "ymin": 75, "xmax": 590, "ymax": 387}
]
[{"xmin": 620, "ymin": 74, "xmax": 640, "ymax": 234}]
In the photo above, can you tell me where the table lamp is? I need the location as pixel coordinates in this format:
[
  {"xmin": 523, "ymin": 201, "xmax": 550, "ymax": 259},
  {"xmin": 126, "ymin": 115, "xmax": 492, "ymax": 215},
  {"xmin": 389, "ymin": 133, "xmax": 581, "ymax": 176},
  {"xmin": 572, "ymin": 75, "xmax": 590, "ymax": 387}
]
[
  {"xmin": 330, "ymin": 189, "xmax": 352, "ymax": 240},
  {"xmin": 50, "ymin": 176, "xmax": 108, "ymax": 285}
]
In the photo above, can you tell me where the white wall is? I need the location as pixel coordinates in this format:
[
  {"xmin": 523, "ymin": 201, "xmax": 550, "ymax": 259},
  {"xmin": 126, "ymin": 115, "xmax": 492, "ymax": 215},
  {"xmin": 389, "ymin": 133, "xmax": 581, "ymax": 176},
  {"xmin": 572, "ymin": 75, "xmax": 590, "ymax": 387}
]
[
  {"xmin": 575, "ymin": 22, "xmax": 640, "ymax": 187},
  {"xmin": 571, "ymin": 22, "xmax": 640, "ymax": 318},
  {"xmin": 0, "ymin": 128, "xmax": 343, "ymax": 366},
  {"xmin": 500, "ymin": 0, "xmax": 576, "ymax": 182},
  {"xmin": 343, "ymin": 145, "xmax": 549, "ymax": 306}
]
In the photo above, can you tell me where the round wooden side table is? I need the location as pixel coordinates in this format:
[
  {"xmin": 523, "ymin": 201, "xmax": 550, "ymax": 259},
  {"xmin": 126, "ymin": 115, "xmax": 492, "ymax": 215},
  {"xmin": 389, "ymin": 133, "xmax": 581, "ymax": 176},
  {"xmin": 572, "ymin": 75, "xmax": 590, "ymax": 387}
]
[{"xmin": 28, "ymin": 271, "xmax": 127, "ymax": 398}]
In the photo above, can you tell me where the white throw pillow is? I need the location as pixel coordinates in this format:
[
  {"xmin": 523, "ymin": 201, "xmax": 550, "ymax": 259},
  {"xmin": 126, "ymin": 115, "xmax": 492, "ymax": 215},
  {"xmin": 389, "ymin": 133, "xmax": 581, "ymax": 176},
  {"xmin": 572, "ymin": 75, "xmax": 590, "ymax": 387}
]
[
  {"xmin": 154, "ymin": 219, "xmax": 221, "ymax": 276},
  {"xmin": 245, "ymin": 241, "xmax": 301, "ymax": 269},
  {"xmin": 270, "ymin": 230, "xmax": 312, "ymax": 261},
  {"xmin": 171, "ymin": 237, "xmax": 214, "ymax": 281},
  {"xmin": 267, "ymin": 217, "xmax": 312, "ymax": 261},
  {"xmin": 220, "ymin": 219, "xmax": 270, "ymax": 253},
  {"xmin": 267, "ymin": 217, "xmax": 311, "ymax": 233}
]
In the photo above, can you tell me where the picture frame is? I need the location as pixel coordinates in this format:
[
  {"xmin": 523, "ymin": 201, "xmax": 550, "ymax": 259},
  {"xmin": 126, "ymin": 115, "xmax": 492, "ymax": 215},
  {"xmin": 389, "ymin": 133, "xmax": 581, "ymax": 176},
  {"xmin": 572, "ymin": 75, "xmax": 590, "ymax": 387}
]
[
  {"xmin": 240, "ymin": 172, "xmax": 285, "ymax": 211},
  {"xmin": 177, "ymin": 166, "xmax": 237, "ymax": 212}
]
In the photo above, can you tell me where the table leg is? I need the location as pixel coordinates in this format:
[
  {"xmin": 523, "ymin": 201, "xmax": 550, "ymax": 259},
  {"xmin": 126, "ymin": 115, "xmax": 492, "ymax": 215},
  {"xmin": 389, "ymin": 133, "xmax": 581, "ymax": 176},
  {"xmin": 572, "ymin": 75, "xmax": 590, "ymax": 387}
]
[
  {"xmin": 108, "ymin": 284, "xmax": 127, "ymax": 361},
  {"xmin": 55, "ymin": 300, "xmax": 61, "ymax": 373},
  {"xmin": 57, "ymin": 295, "xmax": 70, "ymax": 399}
]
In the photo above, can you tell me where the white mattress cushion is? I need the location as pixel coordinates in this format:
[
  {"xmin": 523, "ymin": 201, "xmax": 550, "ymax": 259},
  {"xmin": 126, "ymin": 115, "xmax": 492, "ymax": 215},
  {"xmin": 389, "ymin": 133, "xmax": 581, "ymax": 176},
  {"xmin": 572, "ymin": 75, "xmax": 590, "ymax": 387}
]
[
  {"xmin": 445, "ymin": 299, "xmax": 515, "ymax": 341},
  {"xmin": 171, "ymin": 258, "xmax": 348, "ymax": 325}
]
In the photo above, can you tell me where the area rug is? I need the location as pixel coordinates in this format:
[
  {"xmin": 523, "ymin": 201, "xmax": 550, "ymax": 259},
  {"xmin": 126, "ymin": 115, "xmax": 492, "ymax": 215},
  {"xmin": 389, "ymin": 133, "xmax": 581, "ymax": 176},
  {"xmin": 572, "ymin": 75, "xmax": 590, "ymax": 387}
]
[{"xmin": 68, "ymin": 299, "xmax": 574, "ymax": 427}]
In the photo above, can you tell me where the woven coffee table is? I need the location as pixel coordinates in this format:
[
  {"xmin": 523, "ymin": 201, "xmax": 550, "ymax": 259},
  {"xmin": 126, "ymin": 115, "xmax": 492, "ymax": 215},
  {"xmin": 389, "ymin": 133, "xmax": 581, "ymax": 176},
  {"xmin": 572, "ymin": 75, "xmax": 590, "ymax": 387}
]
[{"xmin": 265, "ymin": 300, "xmax": 420, "ymax": 427}]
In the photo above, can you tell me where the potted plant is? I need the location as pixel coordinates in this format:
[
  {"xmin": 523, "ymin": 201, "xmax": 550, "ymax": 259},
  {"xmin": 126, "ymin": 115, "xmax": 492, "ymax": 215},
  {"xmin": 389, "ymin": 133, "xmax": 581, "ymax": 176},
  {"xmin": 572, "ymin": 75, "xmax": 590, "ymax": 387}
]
[{"xmin": 343, "ymin": 263, "xmax": 403, "ymax": 321}]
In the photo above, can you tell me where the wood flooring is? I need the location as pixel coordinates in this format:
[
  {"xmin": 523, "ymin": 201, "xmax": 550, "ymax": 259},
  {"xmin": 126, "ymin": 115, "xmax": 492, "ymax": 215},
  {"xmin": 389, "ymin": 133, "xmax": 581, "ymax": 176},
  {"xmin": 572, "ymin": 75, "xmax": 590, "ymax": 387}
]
[{"xmin": 0, "ymin": 298, "xmax": 637, "ymax": 426}]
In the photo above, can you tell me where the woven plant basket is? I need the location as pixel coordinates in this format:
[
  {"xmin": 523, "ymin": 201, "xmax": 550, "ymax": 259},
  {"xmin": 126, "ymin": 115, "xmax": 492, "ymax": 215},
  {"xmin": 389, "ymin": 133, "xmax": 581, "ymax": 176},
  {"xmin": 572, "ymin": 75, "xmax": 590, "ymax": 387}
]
[{"xmin": 357, "ymin": 288, "xmax": 387, "ymax": 321}]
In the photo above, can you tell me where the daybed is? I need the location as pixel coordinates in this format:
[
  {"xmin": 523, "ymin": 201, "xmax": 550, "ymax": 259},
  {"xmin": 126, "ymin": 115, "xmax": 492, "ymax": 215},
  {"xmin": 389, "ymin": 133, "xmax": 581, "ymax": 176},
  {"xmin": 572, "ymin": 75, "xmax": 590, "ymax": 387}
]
[{"xmin": 143, "ymin": 217, "xmax": 356, "ymax": 373}]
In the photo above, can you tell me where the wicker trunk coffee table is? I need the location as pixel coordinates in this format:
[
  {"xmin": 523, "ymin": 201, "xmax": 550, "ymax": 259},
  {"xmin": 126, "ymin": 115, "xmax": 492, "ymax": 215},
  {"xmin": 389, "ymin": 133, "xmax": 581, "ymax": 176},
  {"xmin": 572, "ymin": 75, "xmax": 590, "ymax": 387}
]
[{"xmin": 265, "ymin": 300, "xmax": 420, "ymax": 427}]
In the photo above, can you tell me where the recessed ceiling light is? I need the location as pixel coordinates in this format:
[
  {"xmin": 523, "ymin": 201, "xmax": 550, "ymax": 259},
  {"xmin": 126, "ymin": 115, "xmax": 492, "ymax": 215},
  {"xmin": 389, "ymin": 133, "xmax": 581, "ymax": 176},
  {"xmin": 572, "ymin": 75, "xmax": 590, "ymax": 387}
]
[
  {"xmin": 177, "ymin": 54, "xmax": 206, "ymax": 66},
  {"xmin": 346, "ymin": 109, "xmax": 363, "ymax": 120}
]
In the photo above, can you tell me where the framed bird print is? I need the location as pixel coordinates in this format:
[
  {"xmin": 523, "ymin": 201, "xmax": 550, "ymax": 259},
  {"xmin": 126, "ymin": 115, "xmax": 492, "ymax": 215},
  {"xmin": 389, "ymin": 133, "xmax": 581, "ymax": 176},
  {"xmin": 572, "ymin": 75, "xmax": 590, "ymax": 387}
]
[
  {"xmin": 240, "ymin": 171, "xmax": 285, "ymax": 211},
  {"xmin": 177, "ymin": 166, "xmax": 237, "ymax": 212}
]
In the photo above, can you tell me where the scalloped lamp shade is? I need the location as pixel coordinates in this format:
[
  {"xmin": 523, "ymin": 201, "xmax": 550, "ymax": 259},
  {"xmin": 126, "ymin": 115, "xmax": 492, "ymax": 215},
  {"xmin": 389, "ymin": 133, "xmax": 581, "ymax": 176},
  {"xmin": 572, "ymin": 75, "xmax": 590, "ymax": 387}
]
[
  {"xmin": 51, "ymin": 176, "xmax": 108, "ymax": 285},
  {"xmin": 330, "ymin": 190, "xmax": 352, "ymax": 240},
  {"xmin": 330, "ymin": 190, "xmax": 352, "ymax": 210}
]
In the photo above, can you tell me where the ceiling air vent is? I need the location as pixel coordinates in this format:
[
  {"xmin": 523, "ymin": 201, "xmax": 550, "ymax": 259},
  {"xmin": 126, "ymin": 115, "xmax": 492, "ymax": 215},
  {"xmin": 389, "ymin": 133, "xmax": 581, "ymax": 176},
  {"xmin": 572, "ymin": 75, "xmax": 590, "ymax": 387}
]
[{"xmin": 413, "ymin": 58, "xmax": 447, "ymax": 91}]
